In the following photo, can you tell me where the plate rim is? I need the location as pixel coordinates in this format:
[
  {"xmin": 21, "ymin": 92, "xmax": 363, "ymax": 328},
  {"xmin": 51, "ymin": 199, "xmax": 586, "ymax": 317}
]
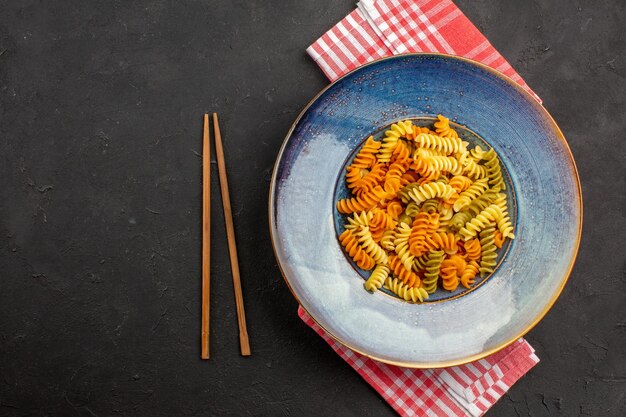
[{"xmin": 268, "ymin": 52, "xmax": 583, "ymax": 368}]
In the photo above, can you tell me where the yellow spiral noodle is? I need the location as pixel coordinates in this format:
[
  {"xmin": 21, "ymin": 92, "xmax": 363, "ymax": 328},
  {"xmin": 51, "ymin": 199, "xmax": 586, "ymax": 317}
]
[
  {"xmin": 453, "ymin": 178, "xmax": 489, "ymax": 212},
  {"xmin": 462, "ymin": 158, "xmax": 488, "ymax": 180},
  {"xmin": 398, "ymin": 181, "xmax": 455, "ymax": 205},
  {"xmin": 426, "ymin": 155, "xmax": 464, "ymax": 175},
  {"xmin": 364, "ymin": 264, "xmax": 390, "ymax": 292},
  {"xmin": 350, "ymin": 136, "xmax": 380, "ymax": 169},
  {"xmin": 355, "ymin": 226, "xmax": 389, "ymax": 265},
  {"xmin": 345, "ymin": 211, "xmax": 373, "ymax": 231},
  {"xmin": 437, "ymin": 206, "xmax": 454, "ymax": 232},
  {"xmin": 336, "ymin": 185, "xmax": 386, "ymax": 214},
  {"xmin": 393, "ymin": 222, "xmax": 414, "ymax": 271},
  {"xmin": 339, "ymin": 229, "xmax": 375, "ymax": 270},
  {"xmin": 483, "ymin": 148, "xmax": 506, "ymax": 191},
  {"xmin": 459, "ymin": 204, "xmax": 503, "ymax": 240},
  {"xmin": 422, "ymin": 250, "xmax": 445, "ymax": 294},
  {"xmin": 479, "ymin": 226, "xmax": 497, "ymax": 276},
  {"xmin": 460, "ymin": 260, "xmax": 480, "ymax": 289},
  {"xmin": 378, "ymin": 120, "xmax": 413, "ymax": 163},
  {"xmin": 493, "ymin": 193, "xmax": 515, "ymax": 239},
  {"xmin": 434, "ymin": 114, "xmax": 459, "ymax": 138},
  {"xmin": 384, "ymin": 276, "xmax": 429, "ymax": 303},
  {"xmin": 468, "ymin": 145, "xmax": 486, "ymax": 162},
  {"xmin": 413, "ymin": 133, "xmax": 467, "ymax": 155},
  {"xmin": 380, "ymin": 229, "xmax": 396, "ymax": 251}
]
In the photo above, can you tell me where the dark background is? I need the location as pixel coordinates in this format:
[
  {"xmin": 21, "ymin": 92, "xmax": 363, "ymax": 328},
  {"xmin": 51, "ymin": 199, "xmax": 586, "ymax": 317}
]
[{"xmin": 1, "ymin": 0, "xmax": 624, "ymax": 416}]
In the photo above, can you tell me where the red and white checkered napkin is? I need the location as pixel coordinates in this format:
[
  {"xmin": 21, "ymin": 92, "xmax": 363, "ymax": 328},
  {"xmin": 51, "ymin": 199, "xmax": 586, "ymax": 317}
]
[
  {"xmin": 299, "ymin": 307, "xmax": 538, "ymax": 417},
  {"xmin": 301, "ymin": 1, "xmax": 542, "ymax": 416}
]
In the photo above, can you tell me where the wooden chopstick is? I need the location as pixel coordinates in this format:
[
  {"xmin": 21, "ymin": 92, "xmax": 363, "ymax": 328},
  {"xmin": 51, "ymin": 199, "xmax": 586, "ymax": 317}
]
[
  {"xmin": 212, "ymin": 112, "xmax": 251, "ymax": 356},
  {"xmin": 201, "ymin": 114, "xmax": 211, "ymax": 360}
]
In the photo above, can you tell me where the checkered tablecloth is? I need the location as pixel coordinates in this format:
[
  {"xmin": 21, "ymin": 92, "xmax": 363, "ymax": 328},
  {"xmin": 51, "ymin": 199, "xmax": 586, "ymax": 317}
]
[{"xmin": 300, "ymin": 1, "xmax": 541, "ymax": 416}]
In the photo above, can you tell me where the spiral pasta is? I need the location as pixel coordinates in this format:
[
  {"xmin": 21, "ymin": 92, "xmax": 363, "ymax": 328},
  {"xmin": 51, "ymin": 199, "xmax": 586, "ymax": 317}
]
[
  {"xmin": 434, "ymin": 114, "xmax": 459, "ymax": 139},
  {"xmin": 339, "ymin": 229, "xmax": 375, "ymax": 270},
  {"xmin": 424, "ymin": 232, "xmax": 459, "ymax": 254},
  {"xmin": 478, "ymin": 226, "xmax": 498, "ymax": 276},
  {"xmin": 350, "ymin": 136, "xmax": 381, "ymax": 169},
  {"xmin": 351, "ymin": 163, "xmax": 387, "ymax": 196},
  {"xmin": 337, "ymin": 185, "xmax": 387, "ymax": 214},
  {"xmin": 422, "ymin": 250, "xmax": 445, "ymax": 294},
  {"xmin": 460, "ymin": 261, "xmax": 480, "ymax": 289},
  {"xmin": 364, "ymin": 264, "xmax": 390, "ymax": 292},
  {"xmin": 393, "ymin": 222, "xmax": 414, "ymax": 271},
  {"xmin": 336, "ymin": 115, "xmax": 515, "ymax": 302},
  {"xmin": 388, "ymin": 255, "xmax": 422, "ymax": 288},
  {"xmin": 345, "ymin": 211, "xmax": 373, "ymax": 231},
  {"xmin": 399, "ymin": 181, "xmax": 455, "ymax": 205},
  {"xmin": 413, "ymin": 133, "xmax": 468, "ymax": 155},
  {"xmin": 355, "ymin": 226, "xmax": 389, "ymax": 265},
  {"xmin": 458, "ymin": 204, "xmax": 503, "ymax": 240},
  {"xmin": 384, "ymin": 276, "xmax": 429, "ymax": 302},
  {"xmin": 464, "ymin": 238, "xmax": 482, "ymax": 261},
  {"xmin": 454, "ymin": 178, "xmax": 489, "ymax": 212},
  {"xmin": 378, "ymin": 120, "xmax": 413, "ymax": 163},
  {"xmin": 483, "ymin": 148, "xmax": 506, "ymax": 191}
]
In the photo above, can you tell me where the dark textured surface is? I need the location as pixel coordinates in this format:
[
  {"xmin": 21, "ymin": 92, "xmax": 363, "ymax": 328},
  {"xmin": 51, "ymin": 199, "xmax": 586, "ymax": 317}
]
[{"xmin": 0, "ymin": 0, "xmax": 624, "ymax": 416}]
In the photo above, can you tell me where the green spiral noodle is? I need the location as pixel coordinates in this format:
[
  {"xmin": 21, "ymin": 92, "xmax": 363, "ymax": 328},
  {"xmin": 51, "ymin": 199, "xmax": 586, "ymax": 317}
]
[
  {"xmin": 412, "ymin": 253, "xmax": 430, "ymax": 272},
  {"xmin": 397, "ymin": 212, "xmax": 413, "ymax": 226},
  {"xmin": 419, "ymin": 199, "xmax": 439, "ymax": 214},
  {"xmin": 479, "ymin": 226, "xmax": 498, "ymax": 276},
  {"xmin": 422, "ymin": 250, "xmax": 445, "ymax": 294},
  {"xmin": 364, "ymin": 264, "xmax": 390, "ymax": 292},
  {"xmin": 483, "ymin": 148, "xmax": 506, "ymax": 191},
  {"xmin": 465, "ymin": 190, "xmax": 499, "ymax": 216},
  {"xmin": 450, "ymin": 210, "xmax": 474, "ymax": 231},
  {"xmin": 404, "ymin": 201, "xmax": 421, "ymax": 218}
]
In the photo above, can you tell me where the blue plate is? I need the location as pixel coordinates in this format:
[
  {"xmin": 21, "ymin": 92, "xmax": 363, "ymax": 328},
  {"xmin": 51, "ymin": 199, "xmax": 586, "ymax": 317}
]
[{"xmin": 269, "ymin": 54, "xmax": 582, "ymax": 367}]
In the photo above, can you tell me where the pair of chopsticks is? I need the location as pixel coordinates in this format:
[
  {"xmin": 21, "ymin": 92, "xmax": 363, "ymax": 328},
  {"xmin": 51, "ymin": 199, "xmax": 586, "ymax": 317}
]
[{"xmin": 201, "ymin": 113, "xmax": 251, "ymax": 359}]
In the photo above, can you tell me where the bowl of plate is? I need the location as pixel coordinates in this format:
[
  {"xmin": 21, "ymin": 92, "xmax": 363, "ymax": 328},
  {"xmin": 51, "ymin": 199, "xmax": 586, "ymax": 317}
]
[{"xmin": 269, "ymin": 53, "xmax": 581, "ymax": 367}]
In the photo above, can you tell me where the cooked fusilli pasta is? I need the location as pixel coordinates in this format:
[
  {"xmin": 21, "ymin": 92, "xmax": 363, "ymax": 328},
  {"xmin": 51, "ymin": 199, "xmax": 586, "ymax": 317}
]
[{"xmin": 336, "ymin": 116, "xmax": 515, "ymax": 302}]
